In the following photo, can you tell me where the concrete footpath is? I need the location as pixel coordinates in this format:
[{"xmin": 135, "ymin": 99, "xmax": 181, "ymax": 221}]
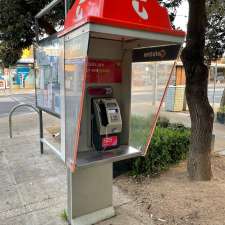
[
  {"xmin": 0, "ymin": 113, "xmax": 225, "ymax": 225},
  {"xmin": 0, "ymin": 113, "xmax": 67, "ymax": 225},
  {"xmin": 1, "ymin": 90, "xmax": 225, "ymax": 225},
  {"xmin": 0, "ymin": 111, "xmax": 225, "ymax": 225},
  {"xmin": 0, "ymin": 113, "xmax": 154, "ymax": 225}
]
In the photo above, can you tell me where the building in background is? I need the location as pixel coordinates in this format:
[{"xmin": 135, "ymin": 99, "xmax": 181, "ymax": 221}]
[
  {"xmin": 0, "ymin": 47, "xmax": 35, "ymax": 91},
  {"xmin": 132, "ymin": 59, "xmax": 225, "ymax": 112},
  {"xmin": 10, "ymin": 47, "xmax": 35, "ymax": 90}
]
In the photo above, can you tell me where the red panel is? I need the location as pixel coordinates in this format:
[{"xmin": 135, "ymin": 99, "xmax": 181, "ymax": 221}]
[
  {"xmin": 64, "ymin": 0, "xmax": 102, "ymax": 30},
  {"xmin": 102, "ymin": 136, "xmax": 118, "ymax": 148},
  {"xmin": 63, "ymin": 0, "xmax": 185, "ymax": 37},
  {"xmin": 88, "ymin": 87, "xmax": 113, "ymax": 96},
  {"xmin": 103, "ymin": 0, "xmax": 172, "ymax": 31},
  {"xmin": 86, "ymin": 59, "xmax": 122, "ymax": 84}
]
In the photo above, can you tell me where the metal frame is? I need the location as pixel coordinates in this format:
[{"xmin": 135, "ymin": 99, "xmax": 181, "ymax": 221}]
[
  {"xmin": 41, "ymin": 137, "xmax": 63, "ymax": 159},
  {"xmin": 36, "ymin": 106, "xmax": 61, "ymax": 119},
  {"xmin": 35, "ymin": 0, "xmax": 62, "ymax": 19},
  {"xmin": 39, "ymin": 109, "xmax": 62, "ymax": 160},
  {"xmin": 34, "ymin": 1, "xmax": 66, "ymax": 160},
  {"xmin": 77, "ymin": 145, "xmax": 141, "ymax": 168},
  {"xmin": 89, "ymin": 24, "xmax": 184, "ymax": 43},
  {"xmin": 35, "ymin": 0, "xmax": 67, "ymax": 42}
]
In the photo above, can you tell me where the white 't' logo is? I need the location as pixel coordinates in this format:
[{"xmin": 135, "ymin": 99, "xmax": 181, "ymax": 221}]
[
  {"xmin": 76, "ymin": 0, "xmax": 86, "ymax": 19},
  {"xmin": 132, "ymin": 0, "xmax": 149, "ymax": 20}
]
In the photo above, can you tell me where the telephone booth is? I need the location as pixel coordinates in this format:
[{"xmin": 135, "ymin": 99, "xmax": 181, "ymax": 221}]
[{"xmin": 35, "ymin": 0, "xmax": 185, "ymax": 224}]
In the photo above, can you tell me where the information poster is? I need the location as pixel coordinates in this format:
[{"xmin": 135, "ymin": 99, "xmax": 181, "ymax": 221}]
[
  {"xmin": 86, "ymin": 59, "xmax": 122, "ymax": 83},
  {"xmin": 35, "ymin": 37, "xmax": 63, "ymax": 117}
]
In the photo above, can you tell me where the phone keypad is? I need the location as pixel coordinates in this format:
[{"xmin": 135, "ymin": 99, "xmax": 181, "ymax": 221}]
[{"xmin": 110, "ymin": 114, "xmax": 119, "ymax": 122}]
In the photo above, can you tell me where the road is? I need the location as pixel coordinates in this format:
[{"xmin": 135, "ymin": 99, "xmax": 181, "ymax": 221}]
[
  {"xmin": 0, "ymin": 93, "xmax": 35, "ymax": 117},
  {"xmin": 0, "ymin": 87, "xmax": 223, "ymax": 117},
  {"xmin": 208, "ymin": 88, "xmax": 224, "ymax": 104},
  {"xmin": 132, "ymin": 87, "xmax": 224, "ymax": 104}
]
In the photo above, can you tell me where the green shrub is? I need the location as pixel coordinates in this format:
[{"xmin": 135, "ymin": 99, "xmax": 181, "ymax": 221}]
[
  {"xmin": 130, "ymin": 116, "xmax": 190, "ymax": 176},
  {"xmin": 156, "ymin": 117, "xmax": 170, "ymax": 128},
  {"xmin": 60, "ymin": 209, "xmax": 68, "ymax": 222},
  {"xmin": 218, "ymin": 106, "xmax": 225, "ymax": 113}
]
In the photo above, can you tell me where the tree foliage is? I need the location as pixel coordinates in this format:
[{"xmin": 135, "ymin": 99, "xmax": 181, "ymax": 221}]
[
  {"xmin": 159, "ymin": 0, "xmax": 183, "ymax": 24},
  {"xmin": 0, "ymin": 0, "xmax": 183, "ymax": 67},
  {"xmin": 0, "ymin": 0, "xmax": 64, "ymax": 67},
  {"xmin": 205, "ymin": 0, "xmax": 225, "ymax": 62},
  {"xmin": 0, "ymin": 0, "xmax": 224, "ymax": 67}
]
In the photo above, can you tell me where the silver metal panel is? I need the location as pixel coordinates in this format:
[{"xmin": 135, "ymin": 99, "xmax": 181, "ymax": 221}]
[
  {"xmin": 69, "ymin": 163, "xmax": 113, "ymax": 219},
  {"xmin": 77, "ymin": 145, "xmax": 142, "ymax": 168},
  {"xmin": 88, "ymin": 24, "xmax": 184, "ymax": 44},
  {"xmin": 61, "ymin": 23, "xmax": 184, "ymax": 44},
  {"xmin": 59, "ymin": 37, "xmax": 66, "ymax": 162}
]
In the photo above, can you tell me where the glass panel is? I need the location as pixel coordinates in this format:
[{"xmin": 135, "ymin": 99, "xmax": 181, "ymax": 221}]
[
  {"xmin": 64, "ymin": 32, "xmax": 89, "ymax": 168},
  {"xmin": 130, "ymin": 60, "xmax": 179, "ymax": 152},
  {"xmin": 35, "ymin": 37, "xmax": 64, "ymax": 154},
  {"xmin": 210, "ymin": 62, "xmax": 225, "ymax": 155},
  {"xmin": 35, "ymin": 36, "xmax": 62, "ymax": 117}
]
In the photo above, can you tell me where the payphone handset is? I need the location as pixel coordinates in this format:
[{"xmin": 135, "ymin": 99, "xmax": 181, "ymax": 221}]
[
  {"xmin": 92, "ymin": 98, "xmax": 122, "ymax": 151},
  {"xmin": 93, "ymin": 98, "xmax": 122, "ymax": 135}
]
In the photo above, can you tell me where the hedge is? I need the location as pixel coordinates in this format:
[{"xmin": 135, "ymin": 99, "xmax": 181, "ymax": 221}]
[{"xmin": 113, "ymin": 116, "xmax": 190, "ymax": 177}]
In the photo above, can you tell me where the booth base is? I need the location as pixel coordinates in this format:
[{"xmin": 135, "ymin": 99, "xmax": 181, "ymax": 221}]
[
  {"xmin": 71, "ymin": 206, "xmax": 115, "ymax": 225},
  {"xmin": 68, "ymin": 163, "xmax": 114, "ymax": 225}
]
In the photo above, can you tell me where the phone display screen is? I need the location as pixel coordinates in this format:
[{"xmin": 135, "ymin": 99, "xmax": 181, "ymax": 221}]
[{"xmin": 108, "ymin": 109, "xmax": 117, "ymax": 114}]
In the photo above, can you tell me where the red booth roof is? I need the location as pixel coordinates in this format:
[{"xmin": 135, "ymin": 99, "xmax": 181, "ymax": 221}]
[{"xmin": 61, "ymin": 0, "xmax": 185, "ymax": 37}]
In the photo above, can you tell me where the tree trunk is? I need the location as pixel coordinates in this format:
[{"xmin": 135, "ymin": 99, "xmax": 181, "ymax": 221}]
[{"xmin": 181, "ymin": 0, "xmax": 214, "ymax": 181}]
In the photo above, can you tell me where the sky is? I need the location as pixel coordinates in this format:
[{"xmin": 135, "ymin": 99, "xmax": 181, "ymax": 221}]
[{"xmin": 173, "ymin": 0, "xmax": 189, "ymax": 31}]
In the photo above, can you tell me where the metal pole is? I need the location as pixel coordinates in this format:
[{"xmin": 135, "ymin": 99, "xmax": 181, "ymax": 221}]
[
  {"xmin": 39, "ymin": 109, "xmax": 44, "ymax": 154},
  {"xmin": 9, "ymin": 113, "xmax": 13, "ymax": 139},
  {"xmin": 65, "ymin": 0, "xmax": 68, "ymax": 16},
  {"xmin": 152, "ymin": 63, "xmax": 158, "ymax": 106},
  {"xmin": 213, "ymin": 61, "xmax": 218, "ymax": 109},
  {"xmin": 35, "ymin": 0, "xmax": 62, "ymax": 19},
  {"xmin": 35, "ymin": 18, "xmax": 39, "ymax": 44}
]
